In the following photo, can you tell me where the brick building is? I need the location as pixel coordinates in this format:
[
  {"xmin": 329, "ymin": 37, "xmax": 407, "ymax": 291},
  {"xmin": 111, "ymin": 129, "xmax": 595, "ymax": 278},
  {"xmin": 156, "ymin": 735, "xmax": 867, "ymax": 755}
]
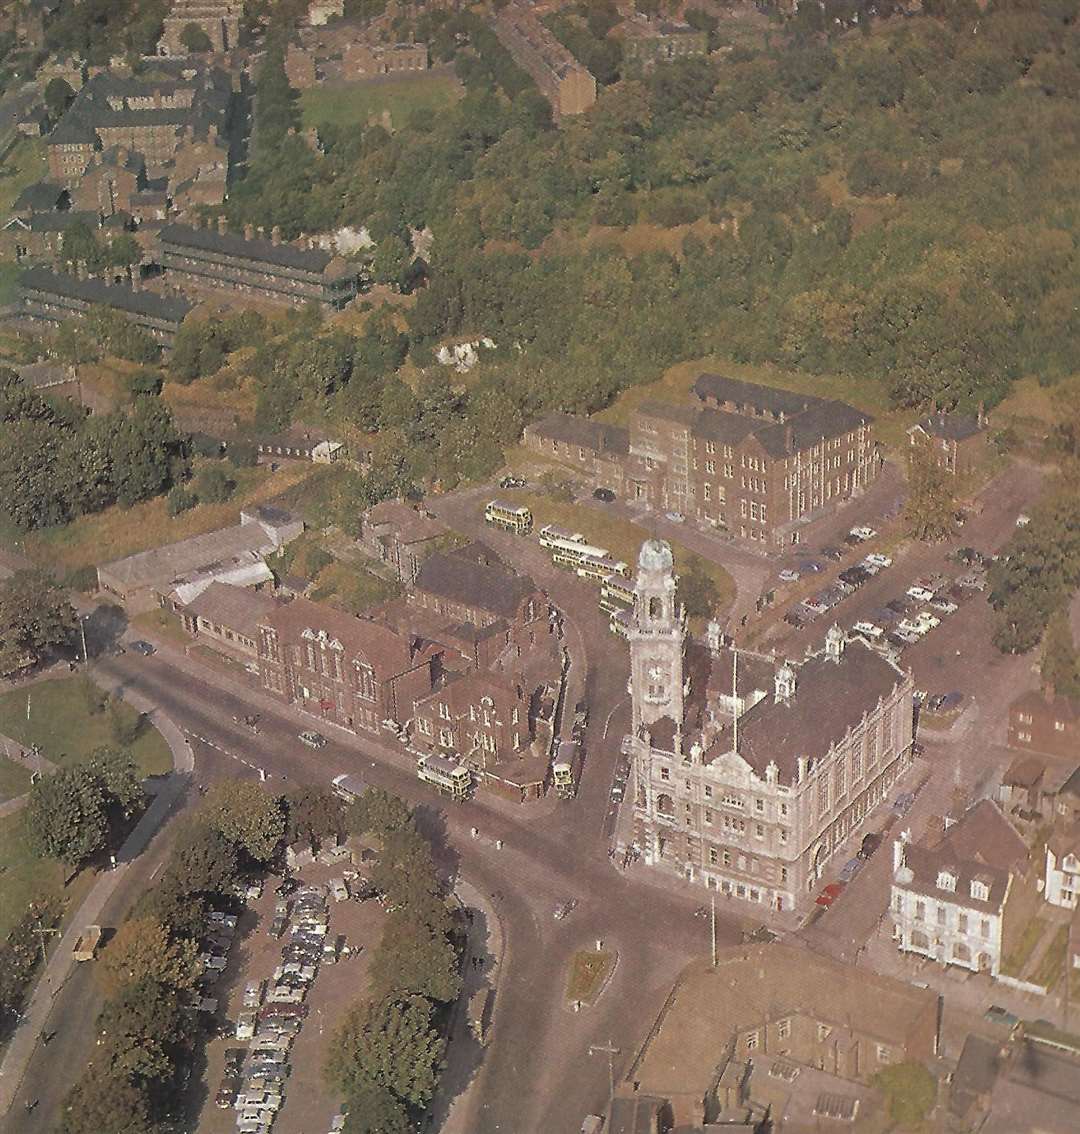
[
  {"xmin": 408, "ymin": 546, "xmax": 550, "ymax": 654},
  {"xmin": 159, "ymin": 0, "xmax": 243, "ymax": 56},
  {"xmin": 257, "ymin": 597, "xmax": 441, "ymax": 734},
  {"xmin": 357, "ymin": 500, "xmax": 450, "ymax": 585},
  {"xmin": 178, "ymin": 580, "xmax": 278, "ymax": 659},
  {"xmin": 46, "ymin": 65, "xmax": 233, "ymax": 187},
  {"xmin": 524, "ymin": 375, "xmax": 879, "ymax": 548},
  {"xmin": 627, "ymin": 947, "xmax": 939, "ymax": 1130},
  {"xmin": 890, "ymin": 800, "xmax": 1029, "ymax": 977},
  {"xmin": 627, "ymin": 539, "xmax": 914, "ymax": 911},
  {"xmin": 493, "ymin": 2, "xmax": 596, "ymax": 120},
  {"xmin": 14, "ymin": 267, "xmax": 192, "ymax": 348},
  {"xmin": 342, "ymin": 42, "xmax": 428, "ymax": 79},
  {"xmin": 156, "ymin": 219, "xmax": 363, "ymax": 310},
  {"xmin": 1007, "ymin": 689, "xmax": 1080, "ymax": 760},
  {"xmin": 907, "ymin": 411, "xmax": 989, "ymax": 480},
  {"xmin": 70, "ymin": 146, "xmax": 145, "ymax": 218}
]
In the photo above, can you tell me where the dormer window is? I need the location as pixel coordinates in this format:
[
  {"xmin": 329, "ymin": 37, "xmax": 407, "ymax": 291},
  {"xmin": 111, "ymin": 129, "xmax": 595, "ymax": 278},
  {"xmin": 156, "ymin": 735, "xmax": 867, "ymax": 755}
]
[
  {"xmin": 936, "ymin": 871, "xmax": 956, "ymax": 893},
  {"xmin": 970, "ymin": 879, "xmax": 989, "ymax": 901}
]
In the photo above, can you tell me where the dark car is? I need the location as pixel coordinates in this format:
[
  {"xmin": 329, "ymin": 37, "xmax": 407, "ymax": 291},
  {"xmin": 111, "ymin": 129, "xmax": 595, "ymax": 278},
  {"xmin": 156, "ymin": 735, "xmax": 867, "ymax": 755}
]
[
  {"xmin": 267, "ymin": 916, "xmax": 287, "ymax": 938},
  {"xmin": 593, "ymin": 487, "xmax": 616, "ymax": 503},
  {"xmin": 799, "ymin": 560, "xmax": 824, "ymax": 575},
  {"xmin": 859, "ymin": 831, "xmax": 882, "ymax": 860},
  {"xmin": 886, "ymin": 597, "xmax": 913, "ymax": 614},
  {"xmin": 215, "ymin": 1079, "xmax": 241, "ymax": 1108},
  {"xmin": 275, "ymin": 877, "xmax": 299, "ymax": 897},
  {"xmin": 821, "ymin": 546, "xmax": 845, "ymax": 562},
  {"xmin": 130, "ymin": 640, "xmax": 155, "ymax": 656},
  {"xmin": 839, "ymin": 566, "xmax": 870, "ymax": 587},
  {"xmin": 783, "ymin": 610, "xmax": 806, "ymax": 628},
  {"xmin": 499, "ymin": 475, "xmax": 527, "ymax": 489}
]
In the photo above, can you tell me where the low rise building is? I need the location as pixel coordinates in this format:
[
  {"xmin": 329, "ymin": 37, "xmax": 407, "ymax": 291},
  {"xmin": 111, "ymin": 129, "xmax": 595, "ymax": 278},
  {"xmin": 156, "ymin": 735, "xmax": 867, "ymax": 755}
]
[
  {"xmin": 308, "ymin": 0, "xmax": 344, "ymax": 25},
  {"xmin": 625, "ymin": 946, "xmax": 939, "ymax": 1130},
  {"xmin": 357, "ymin": 500, "xmax": 450, "ymax": 585},
  {"xmin": 493, "ymin": 2, "xmax": 596, "ymax": 120},
  {"xmin": 341, "ymin": 41, "xmax": 428, "ymax": 79},
  {"xmin": 1007, "ymin": 689, "xmax": 1080, "ymax": 760},
  {"xmin": 522, "ymin": 413, "xmax": 629, "ymax": 490},
  {"xmin": 890, "ymin": 799, "xmax": 1029, "ymax": 977},
  {"xmin": 157, "ymin": 219, "xmax": 363, "ymax": 310},
  {"xmin": 177, "ymin": 580, "xmax": 279, "ymax": 658},
  {"xmin": 1045, "ymin": 824, "xmax": 1080, "ymax": 910},
  {"xmin": 617, "ymin": 17, "xmax": 708, "ymax": 68},
  {"xmin": 70, "ymin": 146, "xmax": 146, "ymax": 218},
  {"xmin": 907, "ymin": 410, "xmax": 988, "ymax": 479},
  {"xmin": 14, "ymin": 267, "xmax": 192, "ymax": 349},
  {"xmin": 256, "ymin": 597, "xmax": 441, "ymax": 734}
]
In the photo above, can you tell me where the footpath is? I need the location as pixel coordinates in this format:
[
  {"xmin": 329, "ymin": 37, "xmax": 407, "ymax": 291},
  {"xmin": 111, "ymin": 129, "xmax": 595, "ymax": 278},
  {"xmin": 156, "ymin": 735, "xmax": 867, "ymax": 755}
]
[
  {"xmin": 0, "ymin": 732, "xmax": 57, "ymax": 818},
  {"xmin": 0, "ymin": 676, "xmax": 194, "ymax": 1119}
]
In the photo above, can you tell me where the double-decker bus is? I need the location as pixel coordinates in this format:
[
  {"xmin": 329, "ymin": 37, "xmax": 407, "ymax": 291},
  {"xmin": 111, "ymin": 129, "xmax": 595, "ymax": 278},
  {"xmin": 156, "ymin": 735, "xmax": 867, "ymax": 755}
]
[
  {"xmin": 576, "ymin": 555, "xmax": 630, "ymax": 583},
  {"xmin": 416, "ymin": 753, "xmax": 472, "ymax": 799},
  {"xmin": 484, "ymin": 500, "xmax": 532, "ymax": 535},
  {"xmin": 599, "ymin": 574, "xmax": 635, "ymax": 617},
  {"xmin": 537, "ymin": 524, "xmax": 586, "ymax": 549},
  {"xmin": 609, "ymin": 606, "xmax": 632, "ymax": 638}
]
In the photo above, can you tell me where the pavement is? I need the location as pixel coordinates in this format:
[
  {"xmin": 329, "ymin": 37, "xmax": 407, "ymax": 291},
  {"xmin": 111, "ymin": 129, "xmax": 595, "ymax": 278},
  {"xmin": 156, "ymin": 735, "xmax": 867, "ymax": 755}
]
[{"xmin": 0, "ymin": 674, "xmax": 194, "ymax": 1125}]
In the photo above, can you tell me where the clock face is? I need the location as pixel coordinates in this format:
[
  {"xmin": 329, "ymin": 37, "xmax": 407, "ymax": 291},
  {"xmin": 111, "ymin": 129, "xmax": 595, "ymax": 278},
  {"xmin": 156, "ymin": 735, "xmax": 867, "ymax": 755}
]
[{"xmin": 647, "ymin": 663, "xmax": 666, "ymax": 682}]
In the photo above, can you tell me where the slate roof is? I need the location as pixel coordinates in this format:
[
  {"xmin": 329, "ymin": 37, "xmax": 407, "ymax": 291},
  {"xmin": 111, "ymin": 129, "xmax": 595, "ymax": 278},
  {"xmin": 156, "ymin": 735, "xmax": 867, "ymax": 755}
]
[
  {"xmin": 184, "ymin": 581, "xmax": 278, "ymax": 638},
  {"xmin": 911, "ymin": 412, "xmax": 984, "ymax": 442},
  {"xmin": 528, "ymin": 412, "xmax": 629, "ymax": 455},
  {"xmin": 363, "ymin": 500, "xmax": 448, "ymax": 545},
  {"xmin": 413, "ymin": 551, "xmax": 541, "ymax": 622},
  {"xmin": 20, "ymin": 267, "xmax": 193, "ymax": 323},
  {"xmin": 694, "ymin": 373, "xmax": 821, "ymax": 418},
  {"xmin": 732, "ymin": 638, "xmax": 908, "ymax": 783},
  {"xmin": 158, "ymin": 222, "xmax": 341, "ymax": 275},
  {"xmin": 27, "ymin": 210, "xmax": 98, "ymax": 232},
  {"xmin": 950, "ymin": 1034, "xmax": 1001, "ymax": 1116},
  {"xmin": 259, "ymin": 597, "xmax": 422, "ymax": 676},
  {"xmin": 12, "ymin": 181, "xmax": 67, "ymax": 213}
]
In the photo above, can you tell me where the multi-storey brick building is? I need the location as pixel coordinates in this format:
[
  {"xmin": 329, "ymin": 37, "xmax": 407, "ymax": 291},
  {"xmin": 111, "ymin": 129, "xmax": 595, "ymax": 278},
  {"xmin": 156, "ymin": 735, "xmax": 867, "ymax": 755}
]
[
  {"xmin": 156, "ymin": 219, "xmax": 363, "ymax": 310},
  {"xmin": 907, "ymin": 410, "xmax": 988, "ymax": 480},
  {"xmin": 46, "ymin": 65, "xmax": 233, "ymax": 187},
  {"xmin": 617, "ymin": 18, "xmax": 708, "ymax": 67},
  {"xmin": 342, "ymin": 42, "xmax": 428, "ymax": 79},
  {"xmin": 357, "ymin": 500, "xmax": 450, "ymax": 586},
  {"xmin": 1007, "ymin": 689, "xmax": 1080, "ymax": 759},
  {"xmin": 159, "ymin": 0, "xmax": 243, "ymax": 56},
  {"xmin": 257, "ymin": 597, "xmax": 441, "ymax": 734},
  {"xmin": 493, "ymin": 2, "xmax": 596, "ymax": 120},
  {"xmin": 525, "ymin": 375, "xmax": 879, "ymax": 548},
  {"xmin": 890, "ymin": 800, "xmax": 1028, "ymax": 977},
  {"xmin": 627, "ymin": 539, "xmax": 914, "ymax": 911}
]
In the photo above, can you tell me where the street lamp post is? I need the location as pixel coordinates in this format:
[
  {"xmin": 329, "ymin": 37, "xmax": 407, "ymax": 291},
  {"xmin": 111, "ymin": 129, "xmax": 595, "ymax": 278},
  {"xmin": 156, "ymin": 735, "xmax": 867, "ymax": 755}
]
[{"xmin": 79, "ymin": 615, "xmax": 89, "ymax": 664}]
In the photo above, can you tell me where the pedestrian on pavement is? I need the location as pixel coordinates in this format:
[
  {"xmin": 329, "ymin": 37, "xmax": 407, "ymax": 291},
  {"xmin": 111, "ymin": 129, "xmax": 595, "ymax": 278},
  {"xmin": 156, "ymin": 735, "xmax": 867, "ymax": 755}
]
[{"xmin": 25, "ymin": 1099, "xmax": 38, "ymax": 1112}]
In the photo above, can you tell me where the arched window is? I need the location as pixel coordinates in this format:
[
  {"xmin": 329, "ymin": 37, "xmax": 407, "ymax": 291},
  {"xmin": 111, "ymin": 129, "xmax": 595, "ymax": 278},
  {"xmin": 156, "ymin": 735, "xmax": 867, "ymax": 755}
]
[
  {"xmin": 649, "ymin": 596, "xmax": 663, "ymax": 619},
  {"xmin": 656, "ymin": 793, "xmax": 674, "ymax": 817}
]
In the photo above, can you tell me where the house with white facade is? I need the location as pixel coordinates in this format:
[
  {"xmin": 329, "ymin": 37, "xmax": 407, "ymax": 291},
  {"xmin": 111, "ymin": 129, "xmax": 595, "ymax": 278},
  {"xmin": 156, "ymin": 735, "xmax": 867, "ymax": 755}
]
[
  {"xmin": 890, "ymin": 800, "xmax": 1028, "ymax": 977},
  {"xmin": 1045, "ymin": 824, "xmax": 1080, "ymax": 910}
]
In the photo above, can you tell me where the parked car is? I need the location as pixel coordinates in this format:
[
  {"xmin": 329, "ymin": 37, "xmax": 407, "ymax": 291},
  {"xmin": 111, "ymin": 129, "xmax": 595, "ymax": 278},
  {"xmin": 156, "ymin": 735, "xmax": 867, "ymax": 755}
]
[
  {"xmin": 852, "ymin": 622, "xmax": 884, "ymax": 640},
  {"xmin": 799, "ymin": 560, "xmax": 824, "ymax": 575},
  {"xmin": 859, "ymin": 832, "xmax": 883, "ymax": 860},
  {"xmin": 783, "ymin": 610, "xmax": 807, "ymax": 628},
  {"xmin": 911, "ymin": 611, "xmax": 940, "ymax": 634},
  {"xmin": 815, "ymin": 882, "xmax": 846, "ymax": 907},
  {"xmin": 894, "ymin": 625, "xmax": 923, "ymax": 644},
  {"xmin": 821, "ymin": 546, "xmax": 845, "ymax": 562},
  {"xmin": 267, "ymin": 916, "xmax": 287, "ymax": 938},
  {"xmin": 592, "ymin": 487, "xmax": 616, "ymax": 503},
  {"xmin": 216, "ymin": 1080, "xmax": 241, "ymax": 1108},
  {"xmin": 664, "ymin": 512, "xmax": 685, "ymax": 524},
  {"xmin": 887, "ymin": 597, "xmax": 913, "ymax": 614},
  {"xmin": 778, "ymin": 569, "xmax": 800, "ymax": 583},
  {"xmin": 130, "ymin": 640, "xmax": 155, "ymax": 656},
  {"xmin": 838, "ymin": 858, "xmax": 862, "ymax": 883},
  {"xmin": 906, "ymin": 586, "xmax": 935, "ymax": 603},
  {"xmin": 499, "ymin": 475, "xmax": 527, "ymax": 489},
  {"xmin": 930, "ymin": 596, "xmax": 958, "ymax": 614},
  {"xmin": 331, "ymin": 878, "xmax": 350, "ymax": 903},
  {"xmin": 864, "ymin": 553, "xmax": 893, "ymax": 569},
  {"xmin": 985, "ymin": 1005, "xmax": 1020, "ymax": 1029},
  {"xmin": 892, "ymin": 792, "xmax": 916, "ymax": 816},
  {"xmin": 298, "ymin": 730, "xmax": 327, "ymax": 749},
  {"xmin": 849, "ymin": 526, "xmax": 877, "ymax": 541},
  {"xmin": 839, "ymin": 566, "xmax": 870, "ymax": 587},
  {"xmin": 553, "ymin": 898, "xmax": 578, "ymax": 920}
]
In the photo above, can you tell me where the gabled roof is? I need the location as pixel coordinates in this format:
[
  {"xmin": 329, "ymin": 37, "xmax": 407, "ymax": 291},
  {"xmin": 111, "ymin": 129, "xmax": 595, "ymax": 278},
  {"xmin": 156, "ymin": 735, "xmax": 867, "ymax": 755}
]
[
  {"xmin": 158, "ymin": 222, "xmax": 340, "ymax": 275},
  {"xmin": 183, "ymin": 581, "xmax": 278, "ymax": 638},
  {"xmin": 413, "ymin": 551, "xmax": 541, "ymax": 622},
  {"xmin": 528, "ymin": 412, "xmax": 629, "ymax": 455},
  {"xmin": 694, "ymin": 373, "xmax": 821, "ymax": 418},
  {"xmin": 910, "ymin": 412, "xmax": 984, "ymax": 442},
  {"xmin": 12, "ymin": 181, "xmax": 67, "ymax": 213},
  {"xmin": 20, "ymin": 267, "xmax": 192, "ymax": 323},
  {"xmin": 1011, "ymin": 688, "xmax": 1080, "ymax": 724}
]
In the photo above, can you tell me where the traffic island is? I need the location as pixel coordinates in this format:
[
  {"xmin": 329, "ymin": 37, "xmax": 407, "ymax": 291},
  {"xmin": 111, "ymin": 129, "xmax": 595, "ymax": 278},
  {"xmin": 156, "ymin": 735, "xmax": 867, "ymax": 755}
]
[{"xmin": 566, "ymin": 947, "xmax": 617, "ymax": 1011}]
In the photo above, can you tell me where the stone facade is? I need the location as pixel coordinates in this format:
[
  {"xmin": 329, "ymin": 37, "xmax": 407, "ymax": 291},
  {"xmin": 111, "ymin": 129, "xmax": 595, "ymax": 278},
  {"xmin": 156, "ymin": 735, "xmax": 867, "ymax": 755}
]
[
  {"xmin": 159, "ymin": 0, "xmax": 243, "ymax": 56},
  {"xmin": 627, "ymin": 539, "xmax": 914, "ymax": 911},
  {"xmin": 618, "ymin": 18, "xmax": 708, "ymax": 67},
  {"xmin": 342, "ymin": 42, "xmax": 428, "ymax": 79},
  {"xmin": 907, "ymin": 411, "xmax": 988, "ymax": 480}
]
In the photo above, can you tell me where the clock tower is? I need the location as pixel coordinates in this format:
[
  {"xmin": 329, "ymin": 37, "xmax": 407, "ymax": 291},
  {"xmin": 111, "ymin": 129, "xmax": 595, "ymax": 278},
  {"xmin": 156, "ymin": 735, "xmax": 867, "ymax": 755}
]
[{"xmin": 628, "ymin": 539, "xmax": 685, "ymax": 742}]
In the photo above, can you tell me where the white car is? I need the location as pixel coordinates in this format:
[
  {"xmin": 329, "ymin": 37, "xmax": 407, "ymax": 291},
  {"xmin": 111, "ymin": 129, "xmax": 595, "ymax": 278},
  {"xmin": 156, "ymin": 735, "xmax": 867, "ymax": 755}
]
[
  {"xmin": 864, "ymin": 553, "xmax": 892, "ymax": 568},
  {"xmin": 893, "ymin": 627, "xmax": 921, "ymax": 645},
  {"xmin": 849, "ymin": 526, "xmax": 877, "ymax": 541},
  {"xmin": 267, "ymin": 984, "xmax": 305, "ymax": 1004},
  {"xmin": 664, "ymin": 512, "xmax": 685, "ymax": 524},
  {"xmin": 243, "ymin": 981, "xmax": 264, "ymax": 1009},
  {"xmin": 236, "ymin": 1013, "xmax": 257, "ymax": 1040},
  {"xmin": 778, "ymin": 569, "xmax": 800, "ymax": 583},
  {"xmin": 852, "ymin": 622, "xmax": 883, "ymax": 640},
  {"xmin": 930, "ymin": 597, "xmax": 958, "ymax": 614},
  {"xmin": 907, "ymin": 586, "xmax": 935, "ymax": 603},
  {"xmin": 331, "ymin": 878, "xmax": 350, "ymax": 903},
  {"xmin": 912, "ymin": 611, "xmax": 941, "ymax": 633},
  {"xmin": 897, "ymin": 619, "xmax": 929, "ymax": 638}
]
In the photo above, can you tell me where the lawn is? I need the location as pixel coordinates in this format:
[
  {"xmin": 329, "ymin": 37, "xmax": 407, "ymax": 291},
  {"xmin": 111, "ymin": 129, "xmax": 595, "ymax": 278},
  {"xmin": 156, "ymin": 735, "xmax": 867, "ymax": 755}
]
[
  {"xmin": 22, "ymin": 461, "xmax": 318, "ymax": 571},
  {"xmin": 0, "ymin": 810, "xmax": 65, "ymax": 940},
  {"xmin": 1002, "ymin": 915, "xmax": 1048, "ymax": 978},
  {"xmin": 1033, "ymin": 925, "xmax": 1069, "ymax": 992},
  {"xmin": 0, "ymin": 259, "xmax": 20, "ymax": 306},
  {"xmin": 517, "ymin": 490, "xmax": 736, "ymax": 616},
  {"xmin": 0, "ymin": 137, "xmax": 47, "ymax": 216},
  {"xmin": 0, "ymin": 676, "xmax": 172, "ymax": 777},
  {"xmin": 309, "ymin": 560, "xmax": 401, "ymax": 615},
  {"xmin": 566, "ymin": 949, "xmax": 614, "ymax": 1004},
  {"xmin": 0, "ymin": 752, "xmax": 32, "ymax": 802},
  {"xmin": 132, "ymin": 606, "xmax": 192, "ymax": 650},
  {"xmin": 301, "ymin": 71, "xmax": 462, "ymax": 131}
]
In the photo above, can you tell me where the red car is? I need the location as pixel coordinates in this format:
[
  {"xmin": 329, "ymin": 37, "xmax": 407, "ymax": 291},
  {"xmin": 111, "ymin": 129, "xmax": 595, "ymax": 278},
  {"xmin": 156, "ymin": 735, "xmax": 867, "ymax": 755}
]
[{"xmin": 814, "ymin": 882, "xmax": 847, "ymax": 908}]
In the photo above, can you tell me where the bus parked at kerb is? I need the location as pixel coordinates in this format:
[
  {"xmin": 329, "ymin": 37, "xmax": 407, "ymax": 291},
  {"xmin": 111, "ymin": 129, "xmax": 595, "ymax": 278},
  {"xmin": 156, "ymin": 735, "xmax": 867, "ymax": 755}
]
[
  {"xmin": 416, "ymin": 752, "xmax": 472, "ymax": 799},
  {"xmin": 484, "ymin": 500, "xmax": 533, "ymax": 535}
]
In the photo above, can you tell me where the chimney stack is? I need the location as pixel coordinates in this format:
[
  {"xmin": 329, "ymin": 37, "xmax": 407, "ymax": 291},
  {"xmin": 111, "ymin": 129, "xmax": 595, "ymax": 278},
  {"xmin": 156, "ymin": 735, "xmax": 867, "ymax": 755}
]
[
  {"xmin": 243, "ymin": 223, "xmax": 254, "ymax": 241},
  {"xmin": 271, "ymin": 225, "xmax": 281, "ymax": 245},
  {"xmin": 217, "ymin": 213, "xmax": 227, "ymax": 235},
  {"xmin": 257, "ymin": 227, "xmax": 265, "ymax": 240}
]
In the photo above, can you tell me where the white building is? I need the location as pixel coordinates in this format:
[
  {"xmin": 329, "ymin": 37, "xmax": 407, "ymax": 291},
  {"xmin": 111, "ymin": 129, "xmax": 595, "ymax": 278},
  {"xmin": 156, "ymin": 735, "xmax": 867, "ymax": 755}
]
[
  {"xmin": 890, "ymin": 800, "xmax": 1028, "ymax": 977},
  {"xmin": 1045, "ymin": 824, "xmax": 1080, "ymax": 909}
]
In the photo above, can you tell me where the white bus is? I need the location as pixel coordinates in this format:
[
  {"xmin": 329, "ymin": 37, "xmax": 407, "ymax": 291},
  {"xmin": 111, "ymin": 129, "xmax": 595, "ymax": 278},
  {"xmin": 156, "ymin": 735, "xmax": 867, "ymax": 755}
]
[
  {"xmin": 601, "ymin": 575, "xmax": 635, "ymax": 606},
  {"xmin": 331, "ymin": 773, "xmax": 367, "ymax": 805},
  {"xmin": 609, "ymin": 607, "xmax": 632, "ymax": 638},
  {"xmin": 576, "ymin": 555, "xmax": 629, "ymax": 583},
  {"xmin": 537, "ymin": 524, "xmax": 586, "ymax": 549},
  {"xmin": 417, "ymin": 753, "xmax": 472, "ymax": 799},
  {"xmin": 485, "ymin": 500, "xmax": 532, "ymax": 535}
]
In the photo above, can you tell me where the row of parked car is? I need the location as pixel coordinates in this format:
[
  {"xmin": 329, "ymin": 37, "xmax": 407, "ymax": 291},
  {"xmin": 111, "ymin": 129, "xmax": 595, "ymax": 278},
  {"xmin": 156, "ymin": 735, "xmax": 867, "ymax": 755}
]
[
  {"xmin": 220, "ymin": 883, "xmax": 349, "ymax": 1134},
  {"xmin": 849, "ymin": 567, "xmax": 983, "ymax": 653},
  {"xmin": 784, "ymin": 550, "xmax": 895, "ymax": 629}
]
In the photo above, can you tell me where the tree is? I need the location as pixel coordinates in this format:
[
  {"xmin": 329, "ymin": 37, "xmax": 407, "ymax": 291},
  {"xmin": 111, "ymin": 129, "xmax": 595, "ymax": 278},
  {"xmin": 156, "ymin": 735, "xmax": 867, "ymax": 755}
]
[
  {"xmin": 99, "ymin": 917, "xmax": 198, "ymax": 995},
  {"xmin": 97, "ymin": 978, "xmax": 194, "ymax": 1086},
  {"xmin": 194, "ymin": 463, "xmax": 234, "ymax": 504},
  {"xmin": 372, "ymin": 233, "xmax": 412, "ymax": 289},
  {"xmin": 88, "ymin": 746, "xmax": 145, "ymax": 821},
  {"xmin": 348, "ymin": 787, "xmax": 412, "ymax": 841},
  {"xmin": 341, "ymin": 1079, "xmax": 411, "ymax": 1134},
  {"xmin": 127, "ymin": 369, "xmax": 162, "ymax": 400},
  {"xmin": 58, "ymin": 1072, "xmax": 153, "ymax": 1134},
  {"xmin": 25, "ymin": 766, "xmax": 108, "ymax": 866},
  {"xmin": 1041, "ymin": 610, "xmax": 1080, "ymax": 698},
  {"xmin": 676, "ymin": 557, "xmax": 719, "ymax": 620},
  {"xmin": 369, "ymin": 907, "xmax": 461, "ymax": 1004},
  {"xmin": 0, "ymin": 568, "xmax": 74, "ymax": 673},
  {"xmin": 284, "ymin": 785, "xmax": 345, "ymax": 845},
  {"xmin": 44, "ymin": 76, "xmax": 75, "ymax": 119},
  {"xmin": 180, "ymin": 21, "xmax": 213, "ymax": 52},
  {"xmin": 165, "ymin": 820, "xmax": 240, "ymax": 899},
  {"xmin": 871, "ymin": 1062, "xmax": 937, "ymax": 1128},
  {"xmin": 903, "ymin": 443, "xmax": 954, "ymax": 543},
  {"xmin": 166, "ymin": 485, "xmax": 197, "ymax": 516},
  {"xmin": 329, "ymin": 995, "xmax": 445, "ymax": 1109},
  {"xmin": 200, "ymin": 781, "xmax": 285, "ymax": 863},
  {"xmin": 60, "ymin": 220, "xmax": 105, "ymax": 273}
]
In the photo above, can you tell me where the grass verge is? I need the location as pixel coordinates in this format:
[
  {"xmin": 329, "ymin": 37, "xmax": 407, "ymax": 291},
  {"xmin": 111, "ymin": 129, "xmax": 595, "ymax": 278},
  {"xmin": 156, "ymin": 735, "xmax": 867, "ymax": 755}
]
[
  {"xmin": 1002, "ymin": 915, "xmax": 1048, "ymax": 978},
  {"xmin": 1033, "ymin": 925, "xmax": 1069, "ymax": 992},
  {"xmin": 0, "ymin": 753, "xmax": 32, "ymax": 802},
  {"xmin": 0, "ymin": 676, "xmax": 172, "ymax": 777},
  {"xmin": 301, "ymin": 71, "xmax": 462, "ymax": 130},
  {"xmin": 566, "ymin": 949, "xmax": 614, "ymax": 1005},
  {"xmin": 132, "ymin": 607, "xmax": 191, "ymax": 650}
]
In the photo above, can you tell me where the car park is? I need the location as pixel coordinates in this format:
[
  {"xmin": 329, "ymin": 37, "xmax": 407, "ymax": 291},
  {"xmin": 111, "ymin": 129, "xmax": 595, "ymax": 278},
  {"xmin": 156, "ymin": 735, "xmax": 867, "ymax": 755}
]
[
  {"xmin": 298, "ymin": 730, "xmax": 327, "ymax": 749},
  {"xmin": 778, "ymin": 569, "xmax": 799, "ymax": 583},
  {"xmin": 592, "ymin": 487, "xmax": 616, "ymax": 502}
]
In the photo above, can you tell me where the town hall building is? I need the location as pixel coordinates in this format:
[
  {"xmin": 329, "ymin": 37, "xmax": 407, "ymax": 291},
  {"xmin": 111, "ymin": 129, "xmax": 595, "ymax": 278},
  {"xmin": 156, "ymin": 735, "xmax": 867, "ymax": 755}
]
[{"xmin": 627, "ymin": 539, "xmax": 915, "ymax": 910}]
